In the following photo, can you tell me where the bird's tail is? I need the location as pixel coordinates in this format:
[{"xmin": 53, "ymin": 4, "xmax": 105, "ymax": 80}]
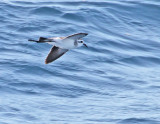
[
  {"xmin": 28, "ymin": 39, "xmax": 38, "ymax": 42},
  {"xmin": 28, "ymin": 37, "xmax": 49, "ymax": 43},
  {"xmin": 39, "ymin": 37, "xmax": 48, "ymax": 42}
]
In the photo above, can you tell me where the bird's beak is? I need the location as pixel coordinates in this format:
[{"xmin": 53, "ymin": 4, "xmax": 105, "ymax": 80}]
[{"xmin": 83, "ymin": 43, "xmax": 88, "ymax": 48}]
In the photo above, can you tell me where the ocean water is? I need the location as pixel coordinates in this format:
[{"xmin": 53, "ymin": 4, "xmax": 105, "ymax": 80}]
[{"xmin": 0, "ymin": 0, "xmax": 160, "ymax": 124}]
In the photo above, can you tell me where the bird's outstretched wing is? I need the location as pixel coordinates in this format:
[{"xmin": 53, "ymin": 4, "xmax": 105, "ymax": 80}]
[
  {"xmin": 45, "ymin": 46, "xmax": 68, "ymax": 64},
  {"xmin": 65, "ymin": 33, "xmax": 88, "ymax": 40}
]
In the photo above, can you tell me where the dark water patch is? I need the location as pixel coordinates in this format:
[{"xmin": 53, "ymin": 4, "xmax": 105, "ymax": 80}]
[
  {"xmin": 118, "ymin": 118, "xmax": 160, "ymax": 124},
  {"xmin": 31, "ymin": 7, "xmax": 62, "ymax": 16},
  {"xmin": 9, "ymin": 107, "xmax": 20, "ymax": 112},
  {"xmin": 62, "ymin": 12, "xmax": 86, "ymax": 22}
]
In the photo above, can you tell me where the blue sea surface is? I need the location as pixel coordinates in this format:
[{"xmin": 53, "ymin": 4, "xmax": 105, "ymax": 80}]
[{"xmin": 0, "ymin": 0, "xmax": 160, "ymax": 124}]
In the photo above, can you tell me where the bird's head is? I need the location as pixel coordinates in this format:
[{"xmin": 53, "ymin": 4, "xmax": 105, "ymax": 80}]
[{"xmin": 77, "ymin": 39, "xmax": 88, "ymax": 48}]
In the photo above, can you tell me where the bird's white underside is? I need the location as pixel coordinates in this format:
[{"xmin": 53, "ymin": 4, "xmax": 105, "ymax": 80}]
[{"xmin": 47, "ymin": 37, "xmax": 77, "ymax": 49}]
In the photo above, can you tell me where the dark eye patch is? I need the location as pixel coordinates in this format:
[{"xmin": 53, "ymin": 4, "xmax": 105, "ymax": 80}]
[{"xmin": 78, "ymin": 40, "xmax": 83, "ymax": 43}]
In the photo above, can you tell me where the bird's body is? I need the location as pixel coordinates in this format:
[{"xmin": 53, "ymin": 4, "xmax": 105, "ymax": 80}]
[
  {"xmin": 47, "ymin": 37, "xmax": 77, "ymax": 49},
  {"xmin": 28, "ymin": 33, "xmax": 88, "ymax": 64}
]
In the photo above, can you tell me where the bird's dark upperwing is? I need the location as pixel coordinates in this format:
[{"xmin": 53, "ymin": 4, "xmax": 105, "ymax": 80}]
[
  {"xmin": 45, "ymin": 46, "xmax": 68, "ymax": 64},
  {"xmin": 65, "ymin": 33, "xmax": 88, "ymax": 40}
]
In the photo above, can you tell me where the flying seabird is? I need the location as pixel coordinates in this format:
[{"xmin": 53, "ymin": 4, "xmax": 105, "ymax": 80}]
[{"xmin": 28, "ymin": 33, "xmax": 88, "ymax": 64}]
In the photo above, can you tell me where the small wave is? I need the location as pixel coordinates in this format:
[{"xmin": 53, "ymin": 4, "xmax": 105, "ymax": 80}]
[
  {"xmin": 11, "ymin": 1, "xmax": 34, "ymax": 5},
  {"xmin": 62, "ymin": 12, "xmax": 86, "ymax": 22},
  {"xmin": 31, "ymin": 7, "xmax": 62, "ymax": 16},
  {"xmin": 118, "ymin": 118, "xmax": 160, "ymax": 124}
]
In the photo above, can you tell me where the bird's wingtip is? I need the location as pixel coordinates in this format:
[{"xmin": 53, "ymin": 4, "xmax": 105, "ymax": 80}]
[
  {"xmin": 81, "ymin": 33, "xmax": 88, "ymax": 35},
  {"xmin": 45, "ymin": 60, "xmax": 49, "ymax": 64}
]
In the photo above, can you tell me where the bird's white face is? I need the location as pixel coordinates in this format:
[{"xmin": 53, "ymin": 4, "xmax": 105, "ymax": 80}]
[{"xmin": 77, "ymin": 39, "xmax": 88, "ymax": 48}]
